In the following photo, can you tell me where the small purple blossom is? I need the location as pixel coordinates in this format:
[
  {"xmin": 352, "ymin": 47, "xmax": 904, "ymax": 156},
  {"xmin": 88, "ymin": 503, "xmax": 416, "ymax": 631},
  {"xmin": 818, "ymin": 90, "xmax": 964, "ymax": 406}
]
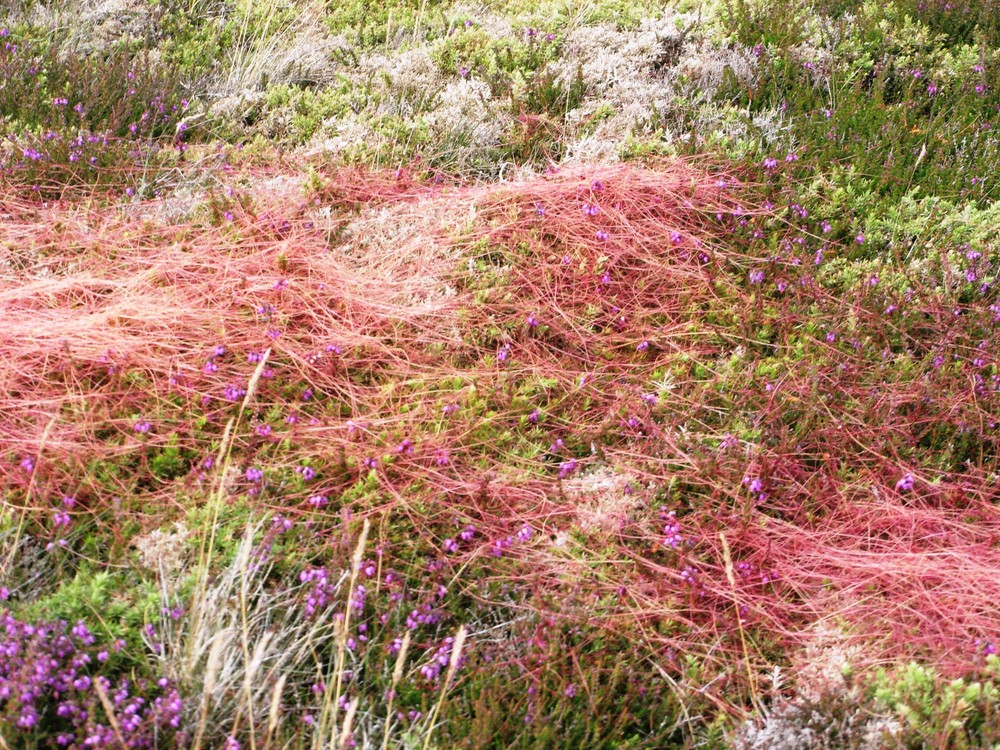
[{"xmin": 663, "ymin": 511, "xmax": 682, "ymax": 548}]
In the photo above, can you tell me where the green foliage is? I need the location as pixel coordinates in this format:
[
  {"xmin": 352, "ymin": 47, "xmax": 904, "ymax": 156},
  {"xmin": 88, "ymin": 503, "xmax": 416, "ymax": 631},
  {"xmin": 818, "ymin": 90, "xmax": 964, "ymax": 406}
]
[
  {"xmin": 873, "ymin": 658, "xmax": 1000, "ymax": 749},
  {"xmin": 151, "ymin": 0, "xmax": 234, "ymax": 82},
  {"xmin": 149, "ymin": 434, "xmax": 194, "ymax": 481},
  {"xmin": 326, "ymin": 0, "xmax": 452, "ymax": 48},
  {"xmin": 260, "ymin": 82, "xmax": 356, "ymax": 143},
  {"xmin": 20, "ymin": 568, "xmax": 159, "ymax": 657}
]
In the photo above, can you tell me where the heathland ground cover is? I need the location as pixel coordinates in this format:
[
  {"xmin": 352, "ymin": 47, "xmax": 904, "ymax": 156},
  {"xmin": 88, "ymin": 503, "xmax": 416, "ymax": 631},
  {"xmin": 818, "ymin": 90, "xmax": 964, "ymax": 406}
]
[{"xmin": 1, "ymin": 0, "xmax": 999, "ymax": 747}]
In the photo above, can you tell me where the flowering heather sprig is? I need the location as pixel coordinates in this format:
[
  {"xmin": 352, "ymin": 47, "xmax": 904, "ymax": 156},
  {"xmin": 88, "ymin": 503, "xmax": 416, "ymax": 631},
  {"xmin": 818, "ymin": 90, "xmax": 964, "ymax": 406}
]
[
  {"xmin": 300, "ymin": 567, "xmax": 338, "ymax": 617},
  {"xmin": 558, "ymin": 458, "xmax": 578, "ymax": 479},
  {"xmin": 0, "ymin": 612, "xmax": 182, "ymax": 743},
  {"xmin": 419, "ymin": 636, "xmax": 465, "ymax": 681},
  {"xmin": 662, "ymin": 510, "xmax": 682, "ymax": 549}
]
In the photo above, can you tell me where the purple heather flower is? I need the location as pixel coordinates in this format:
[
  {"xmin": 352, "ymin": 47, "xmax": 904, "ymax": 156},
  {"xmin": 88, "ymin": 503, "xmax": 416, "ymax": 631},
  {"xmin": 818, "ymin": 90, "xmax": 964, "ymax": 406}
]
[
  {"xmin": 245, "ymin": 467, "xmax": 264, "ymax": 483},
  {"xmin": 582, "ymin": 202, "xmax": 600, "ymax": 216},
  {"xmin": 749, "ymin": 269, "xmax": 765, "ymax": 284},
  {"xmin": 895, "ymin": 474, "xmax": 914, "ymax": 492},
  {"xmin": 855, "ymin": 233, "xmax": 865, "ymax": 244},
  {"xmin": 20, "ymin": 456, "xmax": 34, "ymax": 472},
  {"xmin": 223, "ymin": 383, "xmax": 247, "ymax": 402},
  {"xmin": 460, "ymin": 525, "xmax": 476, "ymax": 541},
  {"xmin": 497, "ymin": 343, "xmax": 511, "ymax": 362},
  {"xmin": 526, "ymin": 312, "xmax": 539, "ymax": 328},
  {"xmin": 663, "ymin": 511, "xmax": 682, "ymax": 548},
  {"xmin": 762, "ymin": 157, "xmax": 778, "ymax": 170},
  {"xmin": 637, "ymin": 340, "xmax": 649, "ymax": 352},
  {"xmin": 308, "ymin": 494, "xmax": 329, "ymax": 507},
  {"xmin": 133, "ymin": 420, "xmax": 151, "ymax": 434},
  {"xmin": 558, "ymin": 459, "xmax": 578, "ymax": 479},
  {"xmin": 595, "ymin": 230, "xmax": 609, "ymax": 241},
  {"xmin": 528, "ymin": 408, "xmax": 540, "ymax": 423}
]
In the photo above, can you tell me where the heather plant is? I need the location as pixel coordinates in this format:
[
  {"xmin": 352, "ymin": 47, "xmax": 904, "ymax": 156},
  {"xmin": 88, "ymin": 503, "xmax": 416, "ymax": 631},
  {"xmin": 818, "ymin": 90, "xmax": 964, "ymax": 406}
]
[
  {"xmin": 871, "ymin": 657, "xmax": 1000, "ymax": 749},
  {"xmin": 0, "ymin": 610, "xmax": 185, "ymax": 747},
  {"xmin": 0, "ymin": 25, "xmax": 196, "ymax": 196},
  {"xmin": 709, "ymin": 0, "xmax": 1000, "ymax": 216}
]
